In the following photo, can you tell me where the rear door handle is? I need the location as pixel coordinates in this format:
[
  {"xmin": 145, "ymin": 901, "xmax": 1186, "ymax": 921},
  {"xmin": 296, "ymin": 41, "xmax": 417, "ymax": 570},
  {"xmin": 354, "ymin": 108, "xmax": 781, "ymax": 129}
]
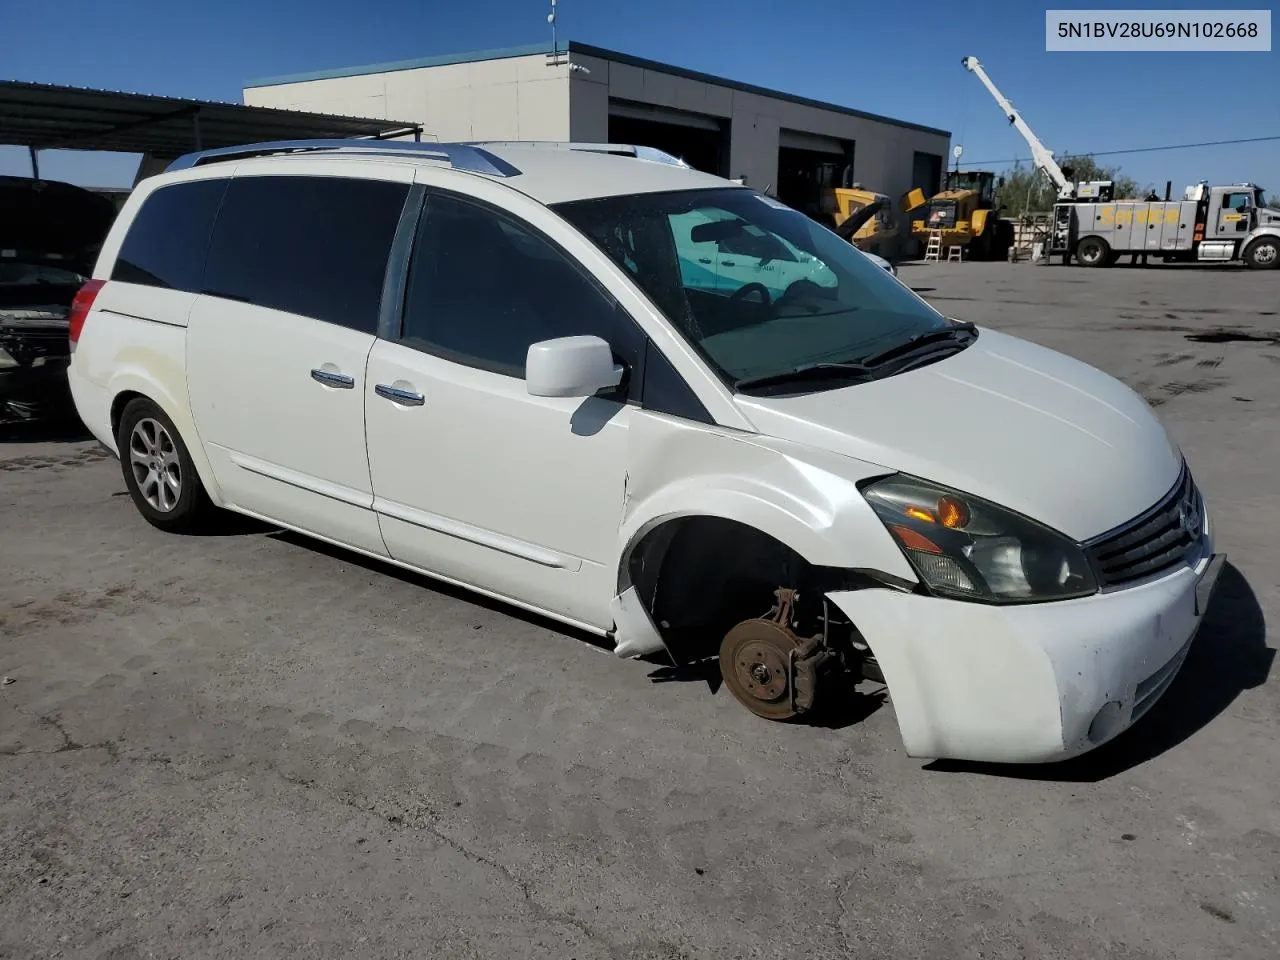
[
  {"xmin": 375, "ymin": 383, "xmax": 425, "ymax": 407},
  {"xmin": 311, "ymin": 368, "xmax": 355, "ymax": 389}
]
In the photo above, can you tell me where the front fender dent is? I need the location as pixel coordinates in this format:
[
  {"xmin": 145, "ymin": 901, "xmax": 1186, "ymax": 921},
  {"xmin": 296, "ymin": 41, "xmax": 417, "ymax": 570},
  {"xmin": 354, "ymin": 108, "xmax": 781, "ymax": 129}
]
[{"xmin": 618, "ymin": 413, "xmax": 917, "ymax": 577}]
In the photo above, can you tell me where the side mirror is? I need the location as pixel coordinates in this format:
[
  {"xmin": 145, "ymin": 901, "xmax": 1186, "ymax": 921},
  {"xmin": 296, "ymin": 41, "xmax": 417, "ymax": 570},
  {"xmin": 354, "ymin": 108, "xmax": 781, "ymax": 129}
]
[{"xmin": 526, "ymin": 335, "xmax": 624, "ymax": 398}]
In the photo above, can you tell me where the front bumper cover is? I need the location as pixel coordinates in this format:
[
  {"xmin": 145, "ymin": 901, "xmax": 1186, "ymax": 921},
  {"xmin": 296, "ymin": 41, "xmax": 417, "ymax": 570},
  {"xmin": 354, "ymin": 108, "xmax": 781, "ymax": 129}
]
[
  {"xmin": 0, "ymin": 358, "xmax": 74, "ymax": 424},
  {"xmin": 826, "ymin": 548, "xmax": 1224, "ymax": 764}
]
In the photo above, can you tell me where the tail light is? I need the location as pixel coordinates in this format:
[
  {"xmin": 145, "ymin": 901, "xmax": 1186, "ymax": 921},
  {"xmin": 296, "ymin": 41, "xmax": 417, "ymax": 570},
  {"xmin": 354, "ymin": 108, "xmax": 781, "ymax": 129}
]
[{"xmin": 68, "ymin": 279, "xmax": 105, "ymax": 348}]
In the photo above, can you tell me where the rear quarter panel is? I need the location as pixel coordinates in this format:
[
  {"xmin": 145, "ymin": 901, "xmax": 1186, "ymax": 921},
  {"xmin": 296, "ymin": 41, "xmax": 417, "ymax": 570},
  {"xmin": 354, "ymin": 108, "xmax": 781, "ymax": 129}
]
[
  {"xmin": 69, "ymin": 290, "xmax": 223, "ymax": 504},
  {"xmin": 71, "ymin": 166, "xmax": 238, "ymax": 499}
]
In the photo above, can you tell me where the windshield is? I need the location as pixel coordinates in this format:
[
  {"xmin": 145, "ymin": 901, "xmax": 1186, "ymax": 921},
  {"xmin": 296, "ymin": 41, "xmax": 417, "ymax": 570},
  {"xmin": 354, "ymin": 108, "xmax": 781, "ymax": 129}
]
[{"xmin": 554, "ymin": 188, "xmax": 949, "ymax": 388}]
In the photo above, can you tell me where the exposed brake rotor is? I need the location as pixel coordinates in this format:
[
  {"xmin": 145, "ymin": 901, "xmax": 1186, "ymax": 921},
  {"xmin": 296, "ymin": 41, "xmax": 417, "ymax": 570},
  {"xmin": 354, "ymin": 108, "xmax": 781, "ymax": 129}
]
[
  {"xmin": 719, "ymin": 587, "xmax": 843, "ymax": 721},
  {"xmin": 719, "ymin": 617, "xmax": 805, "ymax": 720}
]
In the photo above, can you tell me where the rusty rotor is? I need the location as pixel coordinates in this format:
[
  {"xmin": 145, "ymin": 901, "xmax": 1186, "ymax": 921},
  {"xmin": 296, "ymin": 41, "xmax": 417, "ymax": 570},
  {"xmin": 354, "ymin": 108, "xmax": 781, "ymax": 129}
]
[{"xmin": 718, "ymin": 617, "xmax": 805, "ymax": 721}]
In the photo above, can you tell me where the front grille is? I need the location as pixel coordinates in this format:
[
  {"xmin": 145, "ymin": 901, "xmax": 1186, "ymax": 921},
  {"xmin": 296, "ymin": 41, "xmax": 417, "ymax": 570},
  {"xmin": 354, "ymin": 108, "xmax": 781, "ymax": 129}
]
[
  {"xmin": 0, "ymin": 327, "xmax": 70, "ymax": 367},
  {"xmin": 925, "ymin": 202, "xmax": 957, "ymax": 228},
  {"xmin": 1085, "ymin": 465, "xmax": 1204, "ymax": 588}
]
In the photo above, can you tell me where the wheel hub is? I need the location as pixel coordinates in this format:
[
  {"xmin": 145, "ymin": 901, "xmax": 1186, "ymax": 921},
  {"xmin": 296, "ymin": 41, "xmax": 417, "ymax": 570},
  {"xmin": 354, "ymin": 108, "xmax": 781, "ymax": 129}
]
[
  {"xmin": 719, "ymin": 618, "xmax": 804, "ymax": 720},
  {"xmin": 128, "ymin": 417, "xmax": 182, "ymax": 513}
]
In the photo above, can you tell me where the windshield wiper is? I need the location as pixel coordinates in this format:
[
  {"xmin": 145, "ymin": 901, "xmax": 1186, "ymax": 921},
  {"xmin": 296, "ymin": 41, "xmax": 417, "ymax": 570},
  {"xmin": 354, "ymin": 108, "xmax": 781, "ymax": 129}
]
[
  {"xmin": 859, "ymin": 320, "xmax": 977, "ymax": 368},
  {"xmin": 734, "ymin": 360, "xmax": 875, "ymax": 392}
]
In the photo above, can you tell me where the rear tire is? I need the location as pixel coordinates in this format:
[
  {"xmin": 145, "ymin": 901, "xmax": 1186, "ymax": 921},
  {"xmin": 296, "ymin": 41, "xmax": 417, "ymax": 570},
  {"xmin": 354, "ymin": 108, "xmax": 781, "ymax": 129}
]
[
  {"xmin": 116, "ymin": 398, "xmax": 212, "ymax": 533},
  {"xmin": 1243, "ymin": 237, "xmax": 1279, "ymax": 269},
  {"xmin": 1076, "ymin": 236, "xmax": 1111, "ymax": 267}
]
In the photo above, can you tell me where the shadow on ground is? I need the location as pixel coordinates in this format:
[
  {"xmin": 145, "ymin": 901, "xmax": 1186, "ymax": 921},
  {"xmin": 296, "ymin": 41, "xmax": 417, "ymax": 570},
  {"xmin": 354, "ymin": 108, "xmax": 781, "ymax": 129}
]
[
  {"xmin": 926, "ymin": 561, "xmax": 1272, "ymax": 782},
  {"xmin": 268, "ymin": 528, "xmax": 615, "ymax": 651},
  {"xmin": 645, "ymin": 655, "xmax": 888, "ymax": 729}
]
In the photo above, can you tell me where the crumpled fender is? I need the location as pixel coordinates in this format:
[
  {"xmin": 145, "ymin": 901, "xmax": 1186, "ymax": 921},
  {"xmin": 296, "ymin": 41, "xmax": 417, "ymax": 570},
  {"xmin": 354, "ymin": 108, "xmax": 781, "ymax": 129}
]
[
  {"xmin": 619, "ymin": 412, "xmax": 917, "ymax": 575},
  {"xmin": 609, "ymin": 411, "xmax": 918, "ymax": 657}
]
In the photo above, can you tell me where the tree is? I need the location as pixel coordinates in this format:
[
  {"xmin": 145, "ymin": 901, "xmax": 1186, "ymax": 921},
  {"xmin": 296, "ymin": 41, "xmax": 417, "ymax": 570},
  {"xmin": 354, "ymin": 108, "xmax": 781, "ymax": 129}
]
[
  {"xmin": 994, "ymin": 155, "xmax": 1142, "ymax": 215},
  {"xmin": 1268, "ymin": 197, "xmax": 1280, "ymax": 212}
]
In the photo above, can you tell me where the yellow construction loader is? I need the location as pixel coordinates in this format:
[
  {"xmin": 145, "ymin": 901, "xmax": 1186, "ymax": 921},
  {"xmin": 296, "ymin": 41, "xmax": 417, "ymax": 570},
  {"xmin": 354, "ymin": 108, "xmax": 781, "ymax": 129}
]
[
  {"xmin": 904, "ymin": 170, "xmax": 1014, "ymax": 260},
  {"xmin": 823, "ymin": 185, "xmax": 895, "ymax": 254}
]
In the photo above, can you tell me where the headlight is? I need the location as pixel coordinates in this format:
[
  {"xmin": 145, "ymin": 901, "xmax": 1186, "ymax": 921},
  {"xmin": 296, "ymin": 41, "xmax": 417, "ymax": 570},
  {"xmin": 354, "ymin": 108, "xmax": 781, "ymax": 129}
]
[{"xmin": 863, "ymin": 475, "xmax": 1097, "ymax": 603}]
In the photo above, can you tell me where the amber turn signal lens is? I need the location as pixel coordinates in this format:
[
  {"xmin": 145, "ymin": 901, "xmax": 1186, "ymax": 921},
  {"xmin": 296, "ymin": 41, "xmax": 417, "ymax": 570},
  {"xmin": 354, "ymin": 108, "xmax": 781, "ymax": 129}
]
[
  {"xmin": 937, "ymin": 495, "xmax": 970, "ymax": 529},
  {"xmin": 905, "ymin": 506, "xmax": 935, "ymax": 523}
]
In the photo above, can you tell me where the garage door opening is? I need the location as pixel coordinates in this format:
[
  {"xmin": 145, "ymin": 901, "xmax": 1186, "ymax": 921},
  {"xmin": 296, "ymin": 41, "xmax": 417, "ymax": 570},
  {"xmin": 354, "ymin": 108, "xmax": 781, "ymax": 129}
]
[
  {"xmin": 912, "ymin": 151, "xmax": 943, "ymax": 198},
  {"xmin": 608, "ymin": 103, "xmax": 728, "ymax": 176},
  {"xmin": 776, "ymin": 137, "xmax": 854, "ymax": 226}
]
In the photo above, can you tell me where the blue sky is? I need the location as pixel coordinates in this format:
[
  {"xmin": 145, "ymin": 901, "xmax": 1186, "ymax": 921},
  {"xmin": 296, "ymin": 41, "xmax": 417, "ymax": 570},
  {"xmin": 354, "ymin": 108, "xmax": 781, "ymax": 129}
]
[{"xmin": 1, "ymin": 0, "xmax": 1276, "ymax": 193}]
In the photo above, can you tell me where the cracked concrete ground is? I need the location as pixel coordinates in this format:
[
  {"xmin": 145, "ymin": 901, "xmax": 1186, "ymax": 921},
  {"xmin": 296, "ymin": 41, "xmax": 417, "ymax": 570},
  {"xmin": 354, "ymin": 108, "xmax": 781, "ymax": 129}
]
[{"xmin": 2, "ymin": 261, "xmax": 1278, "ymax": 959}]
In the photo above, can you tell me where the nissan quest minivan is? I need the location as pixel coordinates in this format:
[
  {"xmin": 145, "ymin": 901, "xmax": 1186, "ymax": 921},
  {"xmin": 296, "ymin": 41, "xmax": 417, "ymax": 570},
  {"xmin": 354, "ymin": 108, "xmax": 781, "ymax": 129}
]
[{"xmin": 67, "ymin": 139, "xmax": 1222, "ymax": 764}]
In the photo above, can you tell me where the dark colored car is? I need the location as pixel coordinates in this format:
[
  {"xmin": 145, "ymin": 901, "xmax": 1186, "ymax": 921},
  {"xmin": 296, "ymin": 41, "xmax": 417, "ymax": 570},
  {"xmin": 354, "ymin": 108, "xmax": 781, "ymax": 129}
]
[{"xmin": 1, "ymin": 175, "xmax": 118, "ymax": 428}]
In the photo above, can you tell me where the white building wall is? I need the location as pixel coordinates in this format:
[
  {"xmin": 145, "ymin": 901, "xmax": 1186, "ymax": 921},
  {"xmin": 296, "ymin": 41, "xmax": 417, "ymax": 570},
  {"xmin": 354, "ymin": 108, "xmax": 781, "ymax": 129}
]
[
  {"xmin": 244, "ymin": 54, "xmax": 572, "ymax": 142},
  {"xmin": 244, "ymin": 49, "xmax": 948, "ymax": 253}
]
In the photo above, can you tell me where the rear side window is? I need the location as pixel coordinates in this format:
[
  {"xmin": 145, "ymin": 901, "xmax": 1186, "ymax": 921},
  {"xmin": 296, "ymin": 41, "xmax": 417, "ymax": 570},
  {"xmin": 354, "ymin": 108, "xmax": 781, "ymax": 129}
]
[
  {"xmin": 203, "ymin": 175, "xmax": 410, "ymax": 334},
  {"xmin": 112, "ymin": 179, "xmax": 228, "ymax": 290}
]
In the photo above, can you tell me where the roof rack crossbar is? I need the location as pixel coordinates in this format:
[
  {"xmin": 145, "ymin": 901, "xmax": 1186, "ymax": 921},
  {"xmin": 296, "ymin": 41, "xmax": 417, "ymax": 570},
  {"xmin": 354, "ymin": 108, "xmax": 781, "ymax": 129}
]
[
  {"xmin": 165, "ymin": 139, "xmax": 522, "ymax": 177},
  {"xmin": 465, "ymin": 141, "xmax": 691, "ymax": 167}
]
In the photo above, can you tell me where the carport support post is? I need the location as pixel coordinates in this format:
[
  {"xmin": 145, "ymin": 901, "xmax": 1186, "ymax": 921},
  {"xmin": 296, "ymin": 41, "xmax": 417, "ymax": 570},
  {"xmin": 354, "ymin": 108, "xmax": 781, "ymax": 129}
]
[
  {"xmin": 192, "ymin": 111, "xmax": 203, "ymax": 152},
  {"xmin": 28, "ymin": 146, "xmax": 39, "ymax": 182}
]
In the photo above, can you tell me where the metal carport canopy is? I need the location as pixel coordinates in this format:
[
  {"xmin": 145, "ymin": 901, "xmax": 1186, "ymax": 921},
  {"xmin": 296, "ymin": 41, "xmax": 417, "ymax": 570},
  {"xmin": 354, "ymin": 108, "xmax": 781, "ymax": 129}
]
[{"xmin": 0, "ymin": 80, "xmax": 421, "ymax": 158}]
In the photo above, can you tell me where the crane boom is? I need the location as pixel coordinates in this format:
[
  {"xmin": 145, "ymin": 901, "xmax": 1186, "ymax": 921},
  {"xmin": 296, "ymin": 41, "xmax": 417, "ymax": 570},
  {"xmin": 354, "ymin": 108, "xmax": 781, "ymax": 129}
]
[{"xmin": 961, "ymin": 56, "xmax": 1073, "ymax": 198}]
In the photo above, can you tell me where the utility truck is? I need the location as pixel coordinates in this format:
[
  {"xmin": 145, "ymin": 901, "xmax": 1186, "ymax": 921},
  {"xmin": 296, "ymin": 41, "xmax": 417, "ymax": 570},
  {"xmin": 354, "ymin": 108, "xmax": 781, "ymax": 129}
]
[
  {"xmin": 962, "ymin": 56, "xmax": 1280, "ymax": 269},
  {"xmin": 1055, "ymin": 181, "xmax": 1279, "ymax": 269}
]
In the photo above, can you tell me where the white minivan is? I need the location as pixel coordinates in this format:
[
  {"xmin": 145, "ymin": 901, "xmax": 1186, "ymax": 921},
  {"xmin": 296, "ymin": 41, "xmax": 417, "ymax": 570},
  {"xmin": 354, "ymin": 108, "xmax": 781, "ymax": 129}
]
[{"xmin": 67, "ymin": 139, "xmax": 1222, "ymax": 764}]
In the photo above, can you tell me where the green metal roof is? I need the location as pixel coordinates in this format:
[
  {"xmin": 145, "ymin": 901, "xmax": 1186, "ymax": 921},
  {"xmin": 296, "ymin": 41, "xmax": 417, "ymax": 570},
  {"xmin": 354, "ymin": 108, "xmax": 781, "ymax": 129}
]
[
  {"xmin": 246, "ymin": 41, "xmax": 950, "ymax": 139},
  {"xmin": 0, "ymin": 80, "xmax": 421, "ymax": 158}
]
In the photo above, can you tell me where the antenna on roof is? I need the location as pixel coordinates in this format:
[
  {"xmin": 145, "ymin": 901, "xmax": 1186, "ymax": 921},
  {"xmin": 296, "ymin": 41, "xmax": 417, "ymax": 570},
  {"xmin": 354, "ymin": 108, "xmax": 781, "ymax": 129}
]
[{"xmin": 548, "ymin": 0, "xmax": 557, "ymax": 56}]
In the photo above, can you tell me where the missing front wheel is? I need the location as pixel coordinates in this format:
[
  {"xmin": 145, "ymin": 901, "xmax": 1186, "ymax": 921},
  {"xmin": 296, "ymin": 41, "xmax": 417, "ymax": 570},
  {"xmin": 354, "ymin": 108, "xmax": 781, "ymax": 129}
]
[{"xmin": 717, "ymin": 588, "xmax": 846, "ymax": 720}]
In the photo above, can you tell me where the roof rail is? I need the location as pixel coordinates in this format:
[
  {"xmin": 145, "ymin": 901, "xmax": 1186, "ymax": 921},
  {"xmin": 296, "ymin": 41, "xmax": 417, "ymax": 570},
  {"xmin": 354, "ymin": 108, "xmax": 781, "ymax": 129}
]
[
  {"xmin": 465, "ymin": 141, "xmax": 692, "ymax": 168},
  {"xmin": 165, "ymin": 139, "xmax": 522, "ymax": 177}
]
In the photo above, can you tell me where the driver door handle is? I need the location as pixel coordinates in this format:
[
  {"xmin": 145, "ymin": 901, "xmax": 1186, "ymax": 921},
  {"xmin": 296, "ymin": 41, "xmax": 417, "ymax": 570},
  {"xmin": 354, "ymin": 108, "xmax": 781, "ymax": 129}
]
[
  {"xmin": 375, "ymin": 383, "xmax": 425, "ymax": 407},
  {"xmin": 310, "ymin": 368, "xmax": 355, "ymax": 389}
]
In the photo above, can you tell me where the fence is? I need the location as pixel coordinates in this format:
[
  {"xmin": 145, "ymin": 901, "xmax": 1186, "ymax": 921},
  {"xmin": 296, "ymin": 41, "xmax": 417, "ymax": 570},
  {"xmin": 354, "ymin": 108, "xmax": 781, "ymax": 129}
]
[{"xmin": 1007, "ymin": 213, "xmax": 1053, "ymax": 261}]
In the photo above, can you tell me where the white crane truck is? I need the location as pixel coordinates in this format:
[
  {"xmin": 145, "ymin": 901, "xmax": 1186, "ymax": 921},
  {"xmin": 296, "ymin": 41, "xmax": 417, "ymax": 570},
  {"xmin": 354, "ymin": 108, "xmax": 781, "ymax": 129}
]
[{"xmin": 962, "ymin": 56, "xmax": 1280, "ymax": 269}]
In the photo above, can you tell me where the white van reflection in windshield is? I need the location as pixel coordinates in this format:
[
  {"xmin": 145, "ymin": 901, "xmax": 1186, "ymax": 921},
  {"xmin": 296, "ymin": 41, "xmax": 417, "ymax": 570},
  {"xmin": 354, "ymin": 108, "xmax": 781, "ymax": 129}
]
[{"xmin": 555, "ymin": 188, "xmax": 963, "ymax": 389}]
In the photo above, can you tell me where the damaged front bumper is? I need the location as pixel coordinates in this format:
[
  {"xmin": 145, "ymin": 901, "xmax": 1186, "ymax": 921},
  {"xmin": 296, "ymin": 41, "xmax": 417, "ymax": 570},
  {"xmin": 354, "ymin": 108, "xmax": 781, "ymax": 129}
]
[
  {"xmin": 0, "ymin": 316, "xmax": 74, "ymax": 425},
  {"xmin": 0, "ymin": 358, "xmax": 74, "ymax": 424},
  {"xmin": 826, "ymin": 549, "xmax": 1224, "ymax": 764}
]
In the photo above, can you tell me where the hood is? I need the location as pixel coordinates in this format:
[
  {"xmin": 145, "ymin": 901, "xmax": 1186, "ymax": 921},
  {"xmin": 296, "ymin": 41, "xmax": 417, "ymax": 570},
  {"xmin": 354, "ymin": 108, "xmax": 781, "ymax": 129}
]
[
  {"xmin": 0, "ymin": 176, "xmax": 118, "ymax": 265},
  {"xmin": 735, "ymin": 328, "xmax": 1182, "ymax": 541}
]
